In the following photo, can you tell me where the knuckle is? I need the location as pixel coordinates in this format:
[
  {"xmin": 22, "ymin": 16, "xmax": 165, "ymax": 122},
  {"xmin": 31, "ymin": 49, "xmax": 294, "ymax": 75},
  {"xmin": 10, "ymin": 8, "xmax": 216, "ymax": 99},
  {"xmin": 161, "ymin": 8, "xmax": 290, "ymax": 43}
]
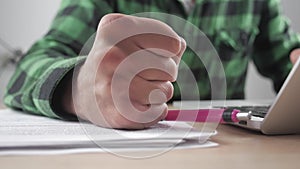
[
  {"xmin": 169, "ymin": 36, "xmax": 181, "ymax": 54},
  {"xmin": 180, "ymin": 38, "xmax": 187, "ymax": 53},
  {"xmin": 98, "ymin": 13, "xmax": 125, "ymax": 28},
  {"xmin": 163, "ymin": 59, "xmax": 178, "ymax": 82},
  {"xmin": 170, "ymin": 67, "xmax": 178, "ymax": 82},
  {"xmin": 97, "ymin": 14, "xmax": 135, "ymax": 43},
  {"xmin": 159, "ymin": 81, "xmax": 174, "ymax": 101}
]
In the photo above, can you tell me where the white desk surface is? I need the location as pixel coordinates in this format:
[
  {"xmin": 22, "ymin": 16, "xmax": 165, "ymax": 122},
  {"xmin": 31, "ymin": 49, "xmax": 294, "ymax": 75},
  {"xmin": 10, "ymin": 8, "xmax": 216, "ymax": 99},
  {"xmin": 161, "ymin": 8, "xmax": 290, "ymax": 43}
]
[{"xmin": 1, "ymin": 101, "xmax": 300, "ymax": 169}]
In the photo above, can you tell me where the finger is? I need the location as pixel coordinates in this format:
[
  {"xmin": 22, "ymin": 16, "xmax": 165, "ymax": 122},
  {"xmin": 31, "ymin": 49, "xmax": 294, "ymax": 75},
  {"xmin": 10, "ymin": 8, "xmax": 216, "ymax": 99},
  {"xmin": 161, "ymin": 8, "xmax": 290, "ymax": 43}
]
[
  {"xmin": 172, "ymin": 37, "xmax": 187, "ymax": 65},
  {"xmin": 113, "ymin": 15, "xmax": 182, "ymax": 57},
  {"xmin": 142, "ymin": 104, "xmax": 168, "ymax": 128},
  {"xmin": 130, "ymin": 76, "xmax": 173, "ymax": 105},
  {"xmin": 290, "ymin": 49, "xmax": 300, "ymax": 65},
  {"xmin": 113, "ymin": 48, "xmax": 178, "ymax": 82},
  {"xmin": 132, "ymin": 16, "xmax": 183, "ymax": 56},
  {"xmin": 120, "ymin": 35, "xmax": 186, "ymax": 70},
  {"xmin": 101, "ymin": 46, "xmax": 180, "ymax": 82},
  {"xmin": 109, "ymin": 104, "xmax": 168, "ymax": 129},
  {"xmin": 97, "ymin": 14, "xmax": 182, "ymax": 57},
  {"xmin": 131, "ymin": 34, "xmax": 182, "ymax": 57},
  {"xmin": 117, "ymin": 35, "xmax": 185, "ymax": 65},
  {"xmin": 136, "ymin": 54, "xmax": 178, "ymax": 82},
  {"xmin": 134, "ymin": 37, "xmax": 186, "ymax": 80},
  {"xmin": 138, "ymin": 68, "xmax": 176, "ymax": 82}
]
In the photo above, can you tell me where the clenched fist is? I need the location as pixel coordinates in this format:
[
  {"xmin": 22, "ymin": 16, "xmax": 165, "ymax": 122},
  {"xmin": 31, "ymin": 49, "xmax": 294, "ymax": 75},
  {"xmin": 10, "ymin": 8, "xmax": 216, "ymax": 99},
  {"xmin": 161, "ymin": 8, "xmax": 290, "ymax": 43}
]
[{"xmin": 62, "ymin": 14, "xmax": 186, "ymax": 129}]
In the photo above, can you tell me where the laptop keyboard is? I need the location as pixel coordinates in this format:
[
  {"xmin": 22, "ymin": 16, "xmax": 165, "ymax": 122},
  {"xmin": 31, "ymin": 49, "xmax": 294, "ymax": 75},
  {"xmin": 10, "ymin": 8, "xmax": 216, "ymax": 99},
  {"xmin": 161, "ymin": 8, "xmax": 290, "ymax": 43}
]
[{"xmin": 225, "ymin": 106, "xmax": 271, "ymax": 118}]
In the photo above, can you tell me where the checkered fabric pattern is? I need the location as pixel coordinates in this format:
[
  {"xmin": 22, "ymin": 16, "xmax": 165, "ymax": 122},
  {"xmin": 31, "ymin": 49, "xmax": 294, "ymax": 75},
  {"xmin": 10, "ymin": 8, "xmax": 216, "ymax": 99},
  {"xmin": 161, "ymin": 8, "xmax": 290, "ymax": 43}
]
[{"xmin": 4, "ymin": 0, "xmax": 300, "ymax": 120}]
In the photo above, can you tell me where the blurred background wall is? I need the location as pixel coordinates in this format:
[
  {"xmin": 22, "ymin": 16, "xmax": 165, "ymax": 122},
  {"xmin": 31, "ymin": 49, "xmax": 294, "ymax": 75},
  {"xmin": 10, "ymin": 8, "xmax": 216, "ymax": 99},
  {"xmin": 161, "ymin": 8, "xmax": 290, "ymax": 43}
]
[{"xmin": 1, "ymin": 0, "xmax": 300, "ymax": 104}]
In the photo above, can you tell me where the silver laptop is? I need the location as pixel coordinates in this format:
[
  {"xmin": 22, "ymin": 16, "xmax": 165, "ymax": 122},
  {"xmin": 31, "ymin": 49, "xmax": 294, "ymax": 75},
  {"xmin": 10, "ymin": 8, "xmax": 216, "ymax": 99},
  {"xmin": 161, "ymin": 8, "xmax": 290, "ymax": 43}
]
[
  {"xmin": 236, "ymin": 57, "xmax": 300, "ymax": 135},
  {"xmin": 174, "ymin": 58, "xmax": 300, "ymax": 135}
]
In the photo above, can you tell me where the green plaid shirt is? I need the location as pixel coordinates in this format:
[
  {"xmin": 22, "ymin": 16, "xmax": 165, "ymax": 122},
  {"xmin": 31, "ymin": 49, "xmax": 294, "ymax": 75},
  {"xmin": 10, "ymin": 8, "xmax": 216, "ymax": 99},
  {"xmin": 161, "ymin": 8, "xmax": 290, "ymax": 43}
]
[{"xmin": 4, "ymin": 0, "xmax": 300, "ymax": 120}]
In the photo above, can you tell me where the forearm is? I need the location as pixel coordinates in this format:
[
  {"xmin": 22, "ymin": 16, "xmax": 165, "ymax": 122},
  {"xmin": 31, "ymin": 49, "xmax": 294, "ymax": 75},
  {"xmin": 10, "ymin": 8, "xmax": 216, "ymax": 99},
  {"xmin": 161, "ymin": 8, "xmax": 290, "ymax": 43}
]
[
  {"xmin": 4, "ymin": 0, "xmax": 111, "ymax": 119},
  {"xmin": 4, "ymin": 49, "xmax": 86, "ymax": 119}
]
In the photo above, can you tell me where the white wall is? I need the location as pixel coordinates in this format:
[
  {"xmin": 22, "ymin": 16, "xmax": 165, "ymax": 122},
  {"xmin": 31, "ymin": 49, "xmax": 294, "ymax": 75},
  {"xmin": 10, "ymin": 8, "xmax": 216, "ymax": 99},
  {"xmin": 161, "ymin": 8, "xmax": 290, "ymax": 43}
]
[
  {"xmin": 0, "ymin": 0, "xmax": 61, "ymax": 102},
  {"xmin": 0, "ymin": 0, "xmax": 61, "ymax": 52},
  {"xmin": 0, "ymin": 0, "xmax": 300, "ymax": 102}
]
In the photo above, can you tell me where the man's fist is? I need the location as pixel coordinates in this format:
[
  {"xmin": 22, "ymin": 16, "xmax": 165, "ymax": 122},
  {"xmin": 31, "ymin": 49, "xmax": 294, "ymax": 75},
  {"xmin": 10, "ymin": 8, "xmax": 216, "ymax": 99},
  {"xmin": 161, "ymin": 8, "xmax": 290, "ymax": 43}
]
[{"xmin": 67, "ymin": 14, "xmax": 186, "ymax": 129}]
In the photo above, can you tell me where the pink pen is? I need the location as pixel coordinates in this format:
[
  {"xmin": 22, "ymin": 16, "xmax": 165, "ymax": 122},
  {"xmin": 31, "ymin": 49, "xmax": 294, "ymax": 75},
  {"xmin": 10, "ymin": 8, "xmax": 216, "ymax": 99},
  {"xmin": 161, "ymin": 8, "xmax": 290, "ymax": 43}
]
[{"xmin": 165, "ymin": 108, "xmax": 242, "ymax": 123}]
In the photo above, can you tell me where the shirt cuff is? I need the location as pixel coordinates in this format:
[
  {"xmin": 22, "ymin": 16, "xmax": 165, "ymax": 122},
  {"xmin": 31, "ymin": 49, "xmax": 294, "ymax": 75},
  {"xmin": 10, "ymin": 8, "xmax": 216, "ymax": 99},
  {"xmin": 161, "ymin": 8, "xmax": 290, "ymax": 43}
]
[{"xmin": 32, "ymin": 56, "xmax": 86, "ymax": 120}]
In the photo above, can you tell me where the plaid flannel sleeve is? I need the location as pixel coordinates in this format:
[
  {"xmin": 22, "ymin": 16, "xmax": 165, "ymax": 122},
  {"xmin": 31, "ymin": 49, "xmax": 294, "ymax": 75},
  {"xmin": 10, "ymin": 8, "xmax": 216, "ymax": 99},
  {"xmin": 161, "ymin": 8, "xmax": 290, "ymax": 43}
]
[
  {"xmin": 252, "ymin": 0, "xmax": 300, "ymax": 92},
  {"xmin": 4, "ymin": 0, "xmax": 113, "ymax": 119}
]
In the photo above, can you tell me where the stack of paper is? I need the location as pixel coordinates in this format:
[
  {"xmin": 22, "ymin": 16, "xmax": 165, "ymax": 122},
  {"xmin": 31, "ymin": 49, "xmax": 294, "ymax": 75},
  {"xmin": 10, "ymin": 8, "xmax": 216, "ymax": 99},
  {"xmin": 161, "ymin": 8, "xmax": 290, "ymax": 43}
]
[{"xmin": 0, "ymin": 109, "xmax": 217, "ymax": 155}]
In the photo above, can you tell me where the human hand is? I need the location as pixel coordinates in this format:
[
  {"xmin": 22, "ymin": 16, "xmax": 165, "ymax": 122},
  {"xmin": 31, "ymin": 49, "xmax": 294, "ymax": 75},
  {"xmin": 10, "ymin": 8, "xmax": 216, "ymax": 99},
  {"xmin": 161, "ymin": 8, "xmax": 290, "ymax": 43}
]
[
  {"xmin": 67, "ymin": 14, "xmax": 186, "ymax": 129},
  {"xmin": 290, "ymin": 48, "xmax": 300, "ymax": 65}
]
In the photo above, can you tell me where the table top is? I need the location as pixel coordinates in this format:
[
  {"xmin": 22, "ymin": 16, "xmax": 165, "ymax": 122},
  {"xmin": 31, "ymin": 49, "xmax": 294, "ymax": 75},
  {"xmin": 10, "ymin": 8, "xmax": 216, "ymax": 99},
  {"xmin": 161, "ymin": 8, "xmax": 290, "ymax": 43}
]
[{"xmin": 1, "ymin": 123, "xmax": 299, "ymax": 169}]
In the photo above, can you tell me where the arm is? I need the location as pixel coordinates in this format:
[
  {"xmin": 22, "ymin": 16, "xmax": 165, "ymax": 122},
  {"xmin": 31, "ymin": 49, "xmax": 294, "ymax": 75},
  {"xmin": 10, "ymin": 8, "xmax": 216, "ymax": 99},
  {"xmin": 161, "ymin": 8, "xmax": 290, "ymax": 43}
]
[
  {"xmin": 4, "ymin": 0, "xmax": 113, "ymax": 119},
  {"xmin": 252, "ymin": 0, "xmax": 300, "ymax": 92},
  {"xmin": 5, "ymin": 1, "xmax": 186, "ymax": 129}
]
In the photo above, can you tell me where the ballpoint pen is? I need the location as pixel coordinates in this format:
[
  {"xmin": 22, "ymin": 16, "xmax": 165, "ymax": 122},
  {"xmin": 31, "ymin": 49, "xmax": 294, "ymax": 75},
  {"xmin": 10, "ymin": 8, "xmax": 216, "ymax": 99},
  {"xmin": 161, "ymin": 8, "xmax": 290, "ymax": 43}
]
[{"xmin": 165, "ymin": 108, "xmax": 251, "ymax": 123}]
